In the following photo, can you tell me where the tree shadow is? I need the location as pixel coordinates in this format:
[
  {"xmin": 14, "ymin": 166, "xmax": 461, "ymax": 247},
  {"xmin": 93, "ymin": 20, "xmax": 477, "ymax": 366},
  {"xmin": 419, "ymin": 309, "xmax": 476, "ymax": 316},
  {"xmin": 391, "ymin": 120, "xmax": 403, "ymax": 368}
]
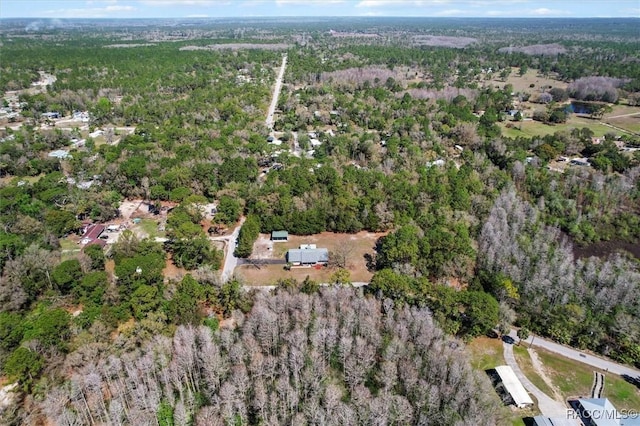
[
  {"xmin": 486, "ymin": 329, "xmax": 499, "ymax": 339},
  {"xmin": 364, "ymin": 253, "xmax": 376, "ymax": 272},
  {"xmin": 485, "ymin": 368, "xmax": 513, "ymax": 406},
  {"xmin": 622, "ymin": 374, "xmax": 640, "ymax": 389}
]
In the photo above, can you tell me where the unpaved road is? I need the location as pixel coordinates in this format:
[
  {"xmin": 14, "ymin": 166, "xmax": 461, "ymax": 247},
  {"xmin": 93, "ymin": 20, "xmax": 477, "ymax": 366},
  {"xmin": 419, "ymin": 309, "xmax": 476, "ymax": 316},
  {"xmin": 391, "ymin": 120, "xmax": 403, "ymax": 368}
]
[{"xmin": 266, "ymin": 54, "xmax": 287, "ymax": 132}]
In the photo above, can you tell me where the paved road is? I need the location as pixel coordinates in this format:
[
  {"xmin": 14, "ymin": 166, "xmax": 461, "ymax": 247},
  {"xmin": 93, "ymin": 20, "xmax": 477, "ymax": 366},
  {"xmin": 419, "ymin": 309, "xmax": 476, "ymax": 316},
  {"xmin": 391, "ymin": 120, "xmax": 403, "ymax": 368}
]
[
  {"xmin": 503, "ymin": 342, "xmax": 571, "ymax": 418},
  {"xmin": 266, "ymin": 54, "xmax": 287, "ymax": 131},
  {"xmin": 508, "ymin": 329, "xmax": 640, "ymax": 379},
  {"xmin": 220, "ymin": 217, "xmax": 245, "ymax": 283},
  {"xmin": 243, "ymin": 281, "xmax": 369, "ymax": 291}
]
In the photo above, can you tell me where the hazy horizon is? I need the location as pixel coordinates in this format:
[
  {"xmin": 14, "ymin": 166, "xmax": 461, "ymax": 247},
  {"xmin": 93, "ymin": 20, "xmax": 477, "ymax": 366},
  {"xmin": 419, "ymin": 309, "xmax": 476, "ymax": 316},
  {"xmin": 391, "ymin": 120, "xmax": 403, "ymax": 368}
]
[{"xmin": 2, "ymin": 0, "xmax": 639, "ymax": 19}]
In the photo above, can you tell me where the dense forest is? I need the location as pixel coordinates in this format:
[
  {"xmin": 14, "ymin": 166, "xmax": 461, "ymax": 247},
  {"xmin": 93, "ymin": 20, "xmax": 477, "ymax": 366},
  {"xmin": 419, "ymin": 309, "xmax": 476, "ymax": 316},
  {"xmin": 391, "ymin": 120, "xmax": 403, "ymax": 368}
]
[
  {"xmin": 18, "ymin": 288, "xmax": 504, "ymax": 425},
  {"xmin": 0, "ymin": 17, "xmax": 639, "ymax": 424}
]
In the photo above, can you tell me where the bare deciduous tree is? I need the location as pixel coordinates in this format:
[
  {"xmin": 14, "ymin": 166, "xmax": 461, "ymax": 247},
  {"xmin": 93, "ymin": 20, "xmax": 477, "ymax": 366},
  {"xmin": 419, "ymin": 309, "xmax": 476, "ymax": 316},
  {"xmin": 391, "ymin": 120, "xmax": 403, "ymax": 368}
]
[{"xmin": 34, "ymin": 288, "xmax": 504, "ymax": 425}]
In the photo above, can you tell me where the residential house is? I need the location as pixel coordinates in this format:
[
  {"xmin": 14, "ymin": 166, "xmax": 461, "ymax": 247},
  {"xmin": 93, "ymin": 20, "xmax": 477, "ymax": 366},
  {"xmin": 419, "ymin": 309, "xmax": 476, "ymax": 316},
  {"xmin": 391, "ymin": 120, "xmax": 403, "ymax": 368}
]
[
  {"xmin": 81, "ymin": 224, "xmax": 105, "ymax": 246},
  {"xmin": 48, "ymin": 149, "xmax": 72, "ymax": 159},
  {"xmin": 286, "ymin": 246, "xmax": 329, "ymax": 266},
  {"xmin": 572, "ymin": 398, "xmax": 640, "ymax": 426},
  {"xmin": 42, "ymin": 112, "xmax": 61, "ymax": 119}
]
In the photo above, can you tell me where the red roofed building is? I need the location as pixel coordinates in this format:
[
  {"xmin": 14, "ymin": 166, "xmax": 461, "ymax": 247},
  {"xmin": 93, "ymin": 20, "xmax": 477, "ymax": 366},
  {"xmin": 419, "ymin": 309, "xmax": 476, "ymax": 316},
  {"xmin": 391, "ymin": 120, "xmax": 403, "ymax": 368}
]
[
  {"xmin": 81, "ymin": 224, "xmax": 105, "ymax": 246},
  {"xmin": 85, "ymin": 239, "xmax": 107, "ymax": 249}
]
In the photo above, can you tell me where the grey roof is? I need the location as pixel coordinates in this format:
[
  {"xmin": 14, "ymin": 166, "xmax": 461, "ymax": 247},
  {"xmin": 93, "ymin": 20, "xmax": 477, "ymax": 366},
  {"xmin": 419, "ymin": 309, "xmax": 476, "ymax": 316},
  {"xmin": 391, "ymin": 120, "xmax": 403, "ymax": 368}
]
[
  {"xmin": 48, "ymin": 149, "xmax": 71, "ymax": 159},
  {"xmin": 532, "ymin": 417, "xmax": 555, "ymax": 426},
  {"xmin": 271, "ymin": 230, "xmax": 288, "ymax": 238},
  {"xmin": 287, "ymin": 248, "xmax": 328, "ymax": 264},
  {"xmin": 577, "ymin": 399, "xmax": 620, "ymax": 426},
  {"xmin": 533, "ymin": 417, "xmax": 582, "ymax": 426},
  {"xmin": 622, "ymin": 415, "xmax": 640, "ymax": 426}
]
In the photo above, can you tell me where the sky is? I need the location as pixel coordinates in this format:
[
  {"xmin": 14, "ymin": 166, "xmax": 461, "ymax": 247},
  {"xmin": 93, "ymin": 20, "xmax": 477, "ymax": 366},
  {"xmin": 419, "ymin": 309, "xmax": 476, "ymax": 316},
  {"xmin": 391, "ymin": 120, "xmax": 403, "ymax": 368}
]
[{"xmin": 1, "ymin": 0, "xmax": 639, "ymax": 19}]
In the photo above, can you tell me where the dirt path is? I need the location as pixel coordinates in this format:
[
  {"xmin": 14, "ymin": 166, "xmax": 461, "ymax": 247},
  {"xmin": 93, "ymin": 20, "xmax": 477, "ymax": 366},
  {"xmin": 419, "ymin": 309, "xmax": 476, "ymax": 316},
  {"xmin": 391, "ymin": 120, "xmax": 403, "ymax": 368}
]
[
  {"xmin": 606, "ymin": 111, "xmax": 640, "ymax": 119},
  {"xmin": 266, "ymin": 54, "xmax": 287, "ymax": 132},
  {"xmin": 528, "ymin": 348, "xmax": 564, "ymax": 402},
  {"xmin": 600, "ymin": 121, "xmax": 638, "ymax": 136},
  {"xmin": 119, "ymin": 200, "xmax": 144, "ymax": 221},
  {"xmin": 220, "ymin": 217, "xmax": 245, "ymax": 283}
]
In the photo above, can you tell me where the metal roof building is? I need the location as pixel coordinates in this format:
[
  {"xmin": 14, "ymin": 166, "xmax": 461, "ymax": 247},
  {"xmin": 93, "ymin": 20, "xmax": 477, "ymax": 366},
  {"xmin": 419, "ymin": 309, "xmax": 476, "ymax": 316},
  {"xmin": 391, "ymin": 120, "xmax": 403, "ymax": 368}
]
[
  {"xmin": 576, "ymin": 398, "xmax": 618, "ymax": 426},
  {"xmin": 271, "ymin": 230, "xmax": 288, "ymax": 241},
  {"xmin": 495, "ymin": 365, "xmax": 534, "ymax": 408},
  {"xmin": 286, "ymin": 248, "xmax": 329, "ymax": 265},
  {"xmin": 532, "ymin": 416, "xmax": 582, "ymax": 426},
  {"xmin": 574, "ymin": 398, "xmax": 640, "ymax": 426}
]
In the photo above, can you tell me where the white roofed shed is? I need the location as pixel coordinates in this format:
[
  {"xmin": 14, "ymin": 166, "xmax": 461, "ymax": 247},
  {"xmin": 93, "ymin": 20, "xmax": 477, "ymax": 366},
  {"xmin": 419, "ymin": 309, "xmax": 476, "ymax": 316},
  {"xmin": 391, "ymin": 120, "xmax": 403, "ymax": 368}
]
[{"xmin": 495, "ymin": 365, "xmax": 534, "ymax": 408}]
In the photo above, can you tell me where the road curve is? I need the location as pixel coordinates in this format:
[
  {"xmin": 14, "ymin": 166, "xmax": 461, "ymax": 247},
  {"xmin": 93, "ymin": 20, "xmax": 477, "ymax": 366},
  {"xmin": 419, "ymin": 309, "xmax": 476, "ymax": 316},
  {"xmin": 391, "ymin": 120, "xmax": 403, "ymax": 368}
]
[
  {"xmin": 503, "ymin": 342, "xmax": 571, "ymax": 418},
  {"xmin": 508, "ymin": 329, "xmax": 640, "ymax": 379}
]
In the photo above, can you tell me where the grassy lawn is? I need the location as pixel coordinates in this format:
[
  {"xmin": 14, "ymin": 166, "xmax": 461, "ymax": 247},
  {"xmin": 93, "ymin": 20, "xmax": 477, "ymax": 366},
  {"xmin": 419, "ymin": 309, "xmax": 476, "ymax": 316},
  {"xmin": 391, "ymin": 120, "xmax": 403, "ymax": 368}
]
[
  {"xmin": 266, "ymin": 231, "xmax": 384, "ymax": 261},
  {"xmin": 466, "ymin": 337, "xmax": 534, "ymax": 425},
  {"xmin": 489, "ymin": 68, "xmax": 567, "ymax": 93},
  {"xmin": 59, "ymin": 237, "xmax": 79, "ymax": 251},
  {"xmin": 602, "ymin": 374, "xmax": 640, "ymax": 411},
  {"xmin": 535, "ymin": 348, "xmax": 640, "ymax": 410},
  {"xmin": 536, "ymin": 348, "xmax": 600, "ymax": 398},
  {"xmin": 513, "ymin": 345, "xmax": 556, "ymax": 398},
  {"xmin": 236, "ymin": 263, "xmax": 372, "ymax": 285},
  {"xmin": 59, "ymin": 238, "xmax": 82, "ymax": 261},
  {"xmin": 134, "ymin": 218, "xmax": 165, "ymax": 239},
  {"xmin": 604, "ymin": 104, "xmax": 640, "ymax": 117},
  {"xmin": 607, "ymin": 116, "xmax": 640, "ymax": 134},
  {"xmin": 500, "ymin": 117, "xmax": 617, "ymax": 139},
  {"xmin": 467, "ymin": 336, "xmax": 505, "ymax": 371}
]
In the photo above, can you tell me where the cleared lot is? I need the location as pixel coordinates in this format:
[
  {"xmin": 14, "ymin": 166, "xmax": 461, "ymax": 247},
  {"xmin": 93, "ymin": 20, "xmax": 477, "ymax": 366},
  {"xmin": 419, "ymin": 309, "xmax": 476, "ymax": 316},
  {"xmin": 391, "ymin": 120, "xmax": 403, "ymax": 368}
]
[{"xmin": 237, "ymin": 231, "xmax": 386, "ymax": 285}]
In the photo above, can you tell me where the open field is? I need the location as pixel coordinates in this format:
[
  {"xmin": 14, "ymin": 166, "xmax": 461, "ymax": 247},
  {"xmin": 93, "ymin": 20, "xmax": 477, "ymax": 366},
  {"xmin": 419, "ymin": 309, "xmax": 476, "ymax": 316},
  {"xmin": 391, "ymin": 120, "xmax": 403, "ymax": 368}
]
[
  {"xmin": 489, "ymin": 68, "xmax": 567, "ymax": 93},
  {"xmin": 0, "ymin": 174, "xmax": 44, "ymax": 186},
  {"xmin": 535, "ymin": 348, "xmax": 640, "ymax": 411},
  {"xmin": 264, "ymin": 231, "xmax": 384, "ymax": 261},
  {"xmin": 59, "ymin": 236, "xmax": 82, "ymax": 261},
  {"xmin": 605, "ymin": 104, "xmax": 640, "ymax": 117},
  {"xmin": 237, "ymin": 231, "xmax": 385, "ymax": 284},
  {"xmin": 236, "ymin": 263, "xmax": 335, "ymax": 285},
  {"xmin": 132, "ymin": 218, "xmax": 165, "ymax": 240},
  {"xmin": 601, "ymin": 104, "xmax": 640, "ymax": 134},
  {"xmin": 467, "ymin": 336, "xmax": 505, "ymax": 371},
  {"xmin": 500, "ymin": 116, "xmax": 619, "ymax": 139},
  {"xmin": 606, "ymin": 115, "xmax": 640, "ymax": 134}
]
